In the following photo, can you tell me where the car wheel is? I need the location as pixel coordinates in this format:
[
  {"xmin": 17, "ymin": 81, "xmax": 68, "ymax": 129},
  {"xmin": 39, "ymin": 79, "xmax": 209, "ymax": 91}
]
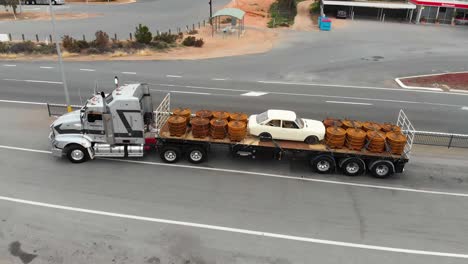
[
  {"xmin": 340, "ymin": 157, "xmax": 365, "ymax": 176},
  {"xmin": 187, "ymin": 146, "xmax": 207, "ymax": 164},
  {"xmin": 65, "ymin": 144, "xmax": 88, "ymax": 163},
  {"xmin": 311, "ymin": 155, "xmax": 335, "ymax": 174},
  {"xmin": 259, "ymin": 132, "xmax": 272, "ymax": 142},
  {"xmin": 305, "ymin": 136, "xmax": 319, "ymax": 145},
  {"xmin": 160, "ymin": 146, "xmax": 181, "ymax": 163}
]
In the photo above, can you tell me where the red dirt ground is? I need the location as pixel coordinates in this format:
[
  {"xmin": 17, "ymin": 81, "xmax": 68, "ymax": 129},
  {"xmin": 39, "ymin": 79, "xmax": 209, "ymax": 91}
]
[{"xmin": 401, "ymin": 72, "xmax": 468, "ymax": 91}]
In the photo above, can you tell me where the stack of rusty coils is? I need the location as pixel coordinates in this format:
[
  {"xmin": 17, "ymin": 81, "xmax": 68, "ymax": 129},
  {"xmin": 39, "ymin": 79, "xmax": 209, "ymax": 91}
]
[
  {"xmin": 323, "ymin": 118, "xmax": 343, "ymax": 128},
  {"xmin": 386, "ymin": 131, "xmax": 407, "ymax": 155},
  {"xmin": 196, "ymin": 110, "xmax": 213, "ymax": 119},
  {"xmin": 342, "ymin": 120, "xmax": 362, "ymax": 130},
  {"xmin": 362, "ymin": 122, "xmax": 382, "ymax": 132},
  {"xmin": 229, "ymin": 112, "xmax": 248, "ymax": 122},
  {"xmin": 366, "ymin": 130, "xmax": 386, "ymax": 153},
  {"xmin": 167, "ymin": 116, "xmax": 187, "ymax": 136},
  {"xmin": 191, "ymin": 117, "xmax": 210, "ymax": 138},
  {"xmin": 381, "ymin": 123, "xmax": 402, "ymax": 133},
  {"xmin": 345, "ymin": 128, "xmax": 366, "ymax": 150},
  {"xmin": 228, "ymin": 121, "xmax": 247, "ymax": 141},
  {"xmin": 210, "ymin": 119, "xmax": 228, "ymax": 139},
  {"xmin": 212, "ymin": 111, "xmax": 230, "ymax": 120},
  {"xmin": 172, "ymin": 108, "xmax": 191, "ymax": 125},
  {"xmin": 325, "ymin": 126, "xmax": 346, "ymax": 148}
]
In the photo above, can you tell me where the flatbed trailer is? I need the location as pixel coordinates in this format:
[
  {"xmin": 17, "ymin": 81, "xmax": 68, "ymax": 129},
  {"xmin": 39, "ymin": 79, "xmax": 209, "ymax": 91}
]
[{"xmin": 152, "ymin": 94, "xmax": 415, "ymax": 178}]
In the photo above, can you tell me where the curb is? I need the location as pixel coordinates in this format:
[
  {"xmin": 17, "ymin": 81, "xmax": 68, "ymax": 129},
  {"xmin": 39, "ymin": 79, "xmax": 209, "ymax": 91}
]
[{"xmin": 394, "ymin": 78, "xmax": 444, "ymax": 91}]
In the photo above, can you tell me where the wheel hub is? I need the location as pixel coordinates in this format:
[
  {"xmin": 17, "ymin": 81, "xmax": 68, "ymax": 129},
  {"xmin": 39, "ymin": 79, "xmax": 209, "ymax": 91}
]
[
  {"xmin": 346, "ymin": 162, "xmax": 359, "ymax": 174},
  {"xmin": 190, "ymin": 151, "xmax": 202, "ymax": 161},
  {"xmin": 164, "ymin": 151, "xmax": 176, "ymax": 161},
  {"xmin": 376, "ymin": 165, "xmax": 389, "ymax": 176},
  {"xmin": 71, "ymin": 149, "xmax": 84, "ymax": 161},
  {"xmin": 317, "ymin": 160, "xmax": 330, "ymax": 172}
]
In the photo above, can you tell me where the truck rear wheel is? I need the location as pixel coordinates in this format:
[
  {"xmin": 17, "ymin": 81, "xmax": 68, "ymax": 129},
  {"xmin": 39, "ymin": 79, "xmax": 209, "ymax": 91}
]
[
  {"xmin": 187, "ymin": 146, "xmax": 207, "ymax": 164},
  {"xmin": 160, "ymin": 146, "xmax": 181, "ymax": 163},
  {"xmin": 311, "ymin": 155, "xmax": 335, "ymax": 174},
  {"xmin": 369, "ymin": 160, "xmax": 394, "ymax": 178},
  {"xmin": 340, "ymin": 157, "xmax": 365, "ymax": 176},
  {"xmin": 65, "ymin": 144, "xmax": 88, "ymax": 163}
]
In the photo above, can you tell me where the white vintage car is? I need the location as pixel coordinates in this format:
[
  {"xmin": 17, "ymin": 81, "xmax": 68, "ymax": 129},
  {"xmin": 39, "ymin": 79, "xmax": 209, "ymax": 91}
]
[{"xmin": 248, "ymin": 110, "xmax": 326, "ymax": 144}]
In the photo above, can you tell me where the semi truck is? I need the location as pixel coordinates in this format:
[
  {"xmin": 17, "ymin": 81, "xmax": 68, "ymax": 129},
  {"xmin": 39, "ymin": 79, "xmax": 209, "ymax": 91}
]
[{"xmin": 49, "ymin": 82, "xmax": 415, "ymax": 178}]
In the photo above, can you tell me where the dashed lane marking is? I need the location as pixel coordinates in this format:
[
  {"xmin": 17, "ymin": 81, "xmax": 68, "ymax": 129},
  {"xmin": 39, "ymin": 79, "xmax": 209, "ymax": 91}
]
[
  {"xmin": 241, "ymin": 91, "xmax": 269, "ymax": 97},
  {"xmin": 326, "ymin": 101, "xmax": 373, "ymax": 106},
  {"xmin": 3, "ymin": 78, "xmax": 62, "ymax": 84},
  {"xmin": 3, "ymin": 64, "xmax": 16, "ymax": 67},
  {"xmin": 121, "ymin": 72, "xmax": 137, "ymax": 75},
  {"xmin": 166, "ymin": 75, "xmax": 183, "ymax": 78},
  {"xmin": 39, "ymin": 66, "xmax": 54, "ymax": 69},
  {"xmin": 79, "ymin": 69, "xmax": 96, "ymax": 72}
]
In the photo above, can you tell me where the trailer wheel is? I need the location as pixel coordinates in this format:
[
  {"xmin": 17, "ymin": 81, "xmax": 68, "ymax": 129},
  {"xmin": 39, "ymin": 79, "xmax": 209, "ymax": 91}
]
[
  {"xmin": 369, "ymin": 160, "xmax": 394, "ymax": 178},
  {"xmin": 311, "ymin": 155, "xmax": 335, "ymax": 174},
  {"xmin": 340, "ymin": 157, "xmax": 365, "ymax": 176},
  {"xmin": 187, "ymin": 146, "xmax": 207, "ymax": 164},
  {"xmin": 259, "ymin": 132, "xmax": 272, "ymax": 142},
  {"xmin": 160, "ymin": 146, "xmax": 181, "ymax": 163},
  {"xmin": 65, "ymin": 144, "xmax": 88, "ymax": 163}
]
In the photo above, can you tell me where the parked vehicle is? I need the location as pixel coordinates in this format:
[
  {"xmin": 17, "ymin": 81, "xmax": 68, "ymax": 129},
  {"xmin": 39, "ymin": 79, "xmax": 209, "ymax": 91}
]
[
  {"xmin": 22, "ymin": 0, "xmax": 65, "ymax": 5},
  {"xmin": 49, "ymin": 82, "xmax": 415, "ymax": 178},
  {"xmin": 336, "ymin": 10, "xmax": 347, "ymax": 19}
]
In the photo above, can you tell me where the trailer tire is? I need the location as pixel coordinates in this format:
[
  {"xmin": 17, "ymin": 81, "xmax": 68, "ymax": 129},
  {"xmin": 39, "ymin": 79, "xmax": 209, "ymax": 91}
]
[
  {"xmin": 65, "ymin": 144, "xmax": 88, "ymax": 163},
  {"xmin": 340, "ymin": 157, "xmax": 365, "ymax": 176},
  {"xmin": 160, "ymin": 146, "xmax": 181, "ymax": 163},
  {"xmin": 259, "ymin": 132, "xmax": 272, "ymax": 142},
  {"xmin": 187, "ymin": 146, "xmax": 207, "ymax": 164},
  {"xmin": 311, "ymin": 155, "xmax": 335, "ymax": 174},
  {"xmin": 369, "ymin": 160, "xmax": 394, "ymax": 178}
]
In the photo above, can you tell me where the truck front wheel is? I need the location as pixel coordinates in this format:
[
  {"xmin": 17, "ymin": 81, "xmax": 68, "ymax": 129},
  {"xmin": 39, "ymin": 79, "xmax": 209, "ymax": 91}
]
[{"xmin": 65, "ymin": 144, "xmax": 88, "ymax": 163}]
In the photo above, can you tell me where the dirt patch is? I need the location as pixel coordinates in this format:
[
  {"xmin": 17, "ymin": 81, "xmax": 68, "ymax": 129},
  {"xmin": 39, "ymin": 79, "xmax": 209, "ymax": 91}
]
[
  {"xmin": 292, "ymin": 0, "xmax": 315, "ymax": 31},
  {"xmin": 9, "ymin": 241, "xmax": 37, "ymax": 264},
  {"xmin": 66, "ymin": 0, "xmax": 136, "ymax": 4},
  {"xmin": 0, "ymin": 11, "xmax": 101, "ymax": 21},
  {"xmin": 400, "ymin": 72, "xmax": 468, "ymax": 91},
  {"xmin": 225, "ymin": 0, "xmax": 275, "ymax": 28}
]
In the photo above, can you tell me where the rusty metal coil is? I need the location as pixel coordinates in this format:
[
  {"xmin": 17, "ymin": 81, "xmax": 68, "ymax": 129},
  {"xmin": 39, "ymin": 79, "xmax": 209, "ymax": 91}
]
[
  {"xmin": 191, "ymin": 117, "xmax": 210, "ymax": 138},
  {"xmin": 366, "ymin": 130, "xmax": 386, "ymax": 153},
  {"xmin": 323, "ymin": 118, "xmax": 343, "ymax": 128},
  {"xmin": 325, "ymin": 126, "xmax": 346, "ymax": 148},
  {"xmin": 345, "ymin": 128, "xmax": 366, "ymax": 150},
  {"xmin": 212, "ymin": 111, "xmax": 230, "ymax": 120},
  {"xmin": 386, "ymin": 131, "xmax": 407, "ymax": 155},
  {"xmin": 229, "ymin": 112, "xmax": 248, "ymax": 122},
  {"xmin": 210, "ymin": 119, "xmax": 228, "ymax": 139},
  {"xmin": 172, "ymin": 108, "xmax": 192, "ymax": 125},
  {"xmin": 381, "ymin": 123, "xmax": 402, "ymax": 133},
  {"xmin": 228, "ymin": 121, "xmax": 247, "ymax": 141},
  {"xmin": 196, "ymin": 110, "xmax": 213, "ymax": 119},
  {"xmin": 362, "ymin": 122, "xmax": 382, "ymax": 132},
  {"xmin": 342, "ymin": 120, "xmax": 362, "ymax": 129},
  {"xmin": 168, "ymin": 116, "xmax": 187, "ymax": 136}
]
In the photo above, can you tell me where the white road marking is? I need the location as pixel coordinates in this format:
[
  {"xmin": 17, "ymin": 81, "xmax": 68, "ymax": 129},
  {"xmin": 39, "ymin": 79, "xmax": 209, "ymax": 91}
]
[
  {"xmin": 3, "ymin": 78, "xmax": 62, "ymax": 84},
  {"xmin": 241, "ymin": 91, "xmax": 269, "ymax": 97},
  {"xmin": 166, "ymin": 75, "xmax": 182, "ymax": 78},
  {"xmin": 23, "ymin": 7, "xmax": 40, "ymax": 10},
  {"xmin": 212, "ymin": 78, "xmax": 227, "ymax": 81},
  {"xmin": 168, "ymin": 90, "xmax": 211, "ymax": 95},
  {"xmin": 39, "ymin": 66, "xmax": 54, "ymax": 69},
  {"xmin": 462, "ymin": 107, "xmax": 468, "ymax": 111},
  {"xmin": 121, "ymin": 72, "xmax": 137, "ymax": 75},
  {"xmin": 0, "ymin": 99, "xmax": 46, "ymax": 105},
  {"xmin": 150, "ymin": 83, "xmax": 465, "ymax": 108},
  {"xmin": 79, "ymin": 68, "xmax": 96, "ymax": 72},
  {"xmin": 0, "ymin": 195, "xmax": 467, "ymax": 258},
  {"xmin": 326, "ymin": 101, "xmax": 373, "ymax": 106},
  {"xmin": 3, "ymin": 64, "xmax": 16, "ymax": 67},
  {"xmin": 0, "ymin": 144, "xmax": 467, "ymax": 198},
  {"xmin": 257, "ymin": 80, "xmax": 468, "ymax": 96}
]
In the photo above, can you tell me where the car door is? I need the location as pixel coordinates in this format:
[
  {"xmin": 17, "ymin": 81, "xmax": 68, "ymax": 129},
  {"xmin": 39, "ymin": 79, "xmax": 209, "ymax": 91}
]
[
  {"xmin": 263, "ymin": 119, "xmax": 283, "ymax": 139},
  {"xmin": 281, "ymin": 120, "xmax": 301, "ymax": 141}
]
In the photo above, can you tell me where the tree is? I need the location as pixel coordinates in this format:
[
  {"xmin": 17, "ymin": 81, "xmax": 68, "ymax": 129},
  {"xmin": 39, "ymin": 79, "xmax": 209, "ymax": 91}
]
[
  {"xmin": 1, "ymin": 0, "xmax": 18, "ymax": 15},
  {"xmin": 134, "ymin": 24, "xmax": 152, "ymax": 44}
]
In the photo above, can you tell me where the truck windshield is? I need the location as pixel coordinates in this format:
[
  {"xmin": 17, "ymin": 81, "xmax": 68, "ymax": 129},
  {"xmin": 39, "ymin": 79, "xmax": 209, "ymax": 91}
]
[{"xmin": 256, "ymin": 111, "xmax": 269, "ymax": 124}]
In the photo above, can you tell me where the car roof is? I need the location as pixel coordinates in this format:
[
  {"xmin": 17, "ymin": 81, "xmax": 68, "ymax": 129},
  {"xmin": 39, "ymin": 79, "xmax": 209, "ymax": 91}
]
[{"xmin": 267, "ymin": 110, "xmax": 297, "ymax": 121}]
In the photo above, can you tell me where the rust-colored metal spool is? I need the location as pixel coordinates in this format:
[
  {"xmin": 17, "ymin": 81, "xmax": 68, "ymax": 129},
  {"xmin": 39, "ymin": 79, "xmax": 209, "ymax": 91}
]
[
  {"xmin": 167, "ymin": 116, "xmax": 187, "ymax": 137},
  {"xmin": 212, "ymin": 111, "xmax": 230, "ymax": 120},
  {"xmin": 345, "ymin": 128, "xmax": 366, "ymax": 150},
  {"xmin": 366, "ymin": 130, "xmax": 386, "ymax": 153},
  {"xmin": 342, "ymin": 120, "xmax": 362, "ymax": 130},
  {"xmin": 363, "ymin": 122, "xmax": 382, "ymax": 132},
  {"xmin": 325, "ymin": 126, "xmax": 346, "ymax": 148},
  {"xmin": 386, "ymin": 131, "xmax": 407, "ymax": 155},
  {"xmin": 210, "ymin": 119, "xmax": 228, "ymax": 139},
  {"xmin": 196, "ymin": 110, "xmax": 213, "ymax": 119},
  {"xmin": 381, "ymin": 123, "xmax": 402, "ymax": 133},
  {"xmin": 172, "ymin": 108, "xmax": 192, "ymax": 124},
  {"xmin": 191, "ymin": 117, "xmax": 210, "ymax": 138},
  {"xmin": 323, "ymin": 118, "xmax": 343, "ymax": 128},
  {"xmin": 228, "ymin": 121, "xmax": 247, "ymax": 141},
  {"xmin": 229, "ymin": 112, "xmax": 248, "ymax": 122}
]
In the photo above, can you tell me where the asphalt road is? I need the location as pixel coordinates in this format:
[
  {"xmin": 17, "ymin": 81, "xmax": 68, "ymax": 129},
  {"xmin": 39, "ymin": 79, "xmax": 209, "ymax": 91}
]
[{"xmin": 2, "ymin": 102, "xmax": 468, "ymax": 264}]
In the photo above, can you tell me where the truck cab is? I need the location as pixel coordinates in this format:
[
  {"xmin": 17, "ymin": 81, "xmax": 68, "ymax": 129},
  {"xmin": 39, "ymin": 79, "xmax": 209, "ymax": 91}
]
[{"xmin": 50, "ymin": 83, "xmax": 153, "ymax": 163}]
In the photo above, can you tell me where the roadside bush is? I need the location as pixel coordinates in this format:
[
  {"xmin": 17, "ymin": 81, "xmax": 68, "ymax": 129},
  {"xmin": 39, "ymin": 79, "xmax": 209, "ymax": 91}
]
[
  {"xmin": 76, "ymin": 40, "xmax": 90, "ymax": 50},
  {"xmin": 86, "ymin": 47, "xmax": 101, "ymax": 54},
  {"xmin": 135, "ymin": 24, "xmax": 152, "ymax": 44},
  {"xmin": 182, "ymin": 36, "xmax": 196, "ymax": 46},
  {"xmin": 310, "ymin": 0, "xmax": 320, "ymax": 14},
  {"xmin": 153, "ymin": 32, "xmax": 178, "ymax": 44},
  {"xmin": 92, "ymin": 30, "xmax": 110, "ymax": 52},
  {"xmin": 9, "ymin": 41, "xmax": 35, "ymax": 53},
  {"xmin": 123, "ymin": 41, "xmax": 145, "ymax": 50},
  {"xmin": 187, "ymin": 29, "xmax": 198, "ymax": 35},
  {"xmin": 111, "ymin": 40, "xmax": 124, "ymax": 50},
  {"xmin": 34, "ymin": 43, "xmax": 56, "ymax": 54},
  {"xmin": 194, "ymin": 38, "xmax": 204, "ymax": 48},
  {"xmin": 150, "ymin": 40, "xmax": 169, "ymax": 50},
  {"xmin": 0, "ymin": 42, "xmax": 10, "ymax": 53},
  {"xmin": 178, "ymin": 32, "xmax": 184, "ymax": 39},
  {"xmin": 62, "ymin": 35, "xmax": 81, "ymax": 53}
]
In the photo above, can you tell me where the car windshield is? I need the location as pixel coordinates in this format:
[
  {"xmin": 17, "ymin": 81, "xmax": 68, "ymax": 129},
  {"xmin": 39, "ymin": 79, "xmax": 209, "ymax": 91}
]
[
  {"xmin": 295, "ymin": 117, "xmax": 304, "ymax": 128},
  {"xmin": 256, "ymin": 111, "xmax": 269, "ymax": 124}
]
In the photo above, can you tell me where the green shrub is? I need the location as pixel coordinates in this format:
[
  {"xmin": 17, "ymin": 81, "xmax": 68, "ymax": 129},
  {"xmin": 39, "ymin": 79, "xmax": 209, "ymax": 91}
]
[
  {"xmin": 62, "ymin": 35, "xmax": 81, "ymax": 53},
  {"xmin": 182, "ymin": 36, "xmax": 196, "ymax": 46},
  {"xmin": 150, "ymin": 40, "xmax": 169, "ymax": 50},
  {"xmin": 153, "ymin": 32, "xmax": 178, "ymax": 44},
  {"xmin": 135, "ymin": 24, "xmax": 153, "ymax": 44},
  {"xmin": 34, "ymin": 43, "xmax": 56, "ymax": 54},
  {"xmin": 0, "ymin": 42, "xmax": 10, "ymax": 53},
  {"xmin": 76, "ymin": 40, "xmax": 89, "ymax": 50},
  {"xmin": 310, "ymin": 0, "xmax": 320, "ymax": 14},
  {"xmin": 10, "ymin": 41, "xmax": 35, "ymax": 53},
  {"xmin": 194, "ymin": 38, "xmax": 204, "ymax": 47}
]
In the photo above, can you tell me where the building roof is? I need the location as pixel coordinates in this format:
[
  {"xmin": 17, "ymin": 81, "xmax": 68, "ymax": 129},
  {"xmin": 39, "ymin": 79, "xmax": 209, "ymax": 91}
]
[
  {"xmin": 323, "ymin": 0, "xmax": 417, "ymax": 9},
  {"xmin": 267, "ymin": 110, "xmax": 297, "ymax": 121},
  {"xmin": 410, "ymin": 0, "xmax": 468, "ymax": 8},
  {"xmin": 213, "ymin": 8, "xmax": 246, "ymax": 20}
]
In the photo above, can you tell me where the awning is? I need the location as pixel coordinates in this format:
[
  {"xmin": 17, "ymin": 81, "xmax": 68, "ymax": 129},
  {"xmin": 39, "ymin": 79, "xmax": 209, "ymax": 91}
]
[
  {"xmin": 212, "ymin": 8, "xmax": 246, "ymax": 20},
  {"xmin": 323, "ymin": 0, "xmax": 417, "ymax": 9}
]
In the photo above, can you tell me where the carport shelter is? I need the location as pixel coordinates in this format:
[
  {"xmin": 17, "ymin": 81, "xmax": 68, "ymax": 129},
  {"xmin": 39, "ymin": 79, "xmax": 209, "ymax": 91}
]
[
  {"xmin": 322, "ymin": 0, "xmax": 417, "ymax": 22},
  {"xmin": 211, "ymin": 8, "xmax": 246, "ymax": 38}
]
